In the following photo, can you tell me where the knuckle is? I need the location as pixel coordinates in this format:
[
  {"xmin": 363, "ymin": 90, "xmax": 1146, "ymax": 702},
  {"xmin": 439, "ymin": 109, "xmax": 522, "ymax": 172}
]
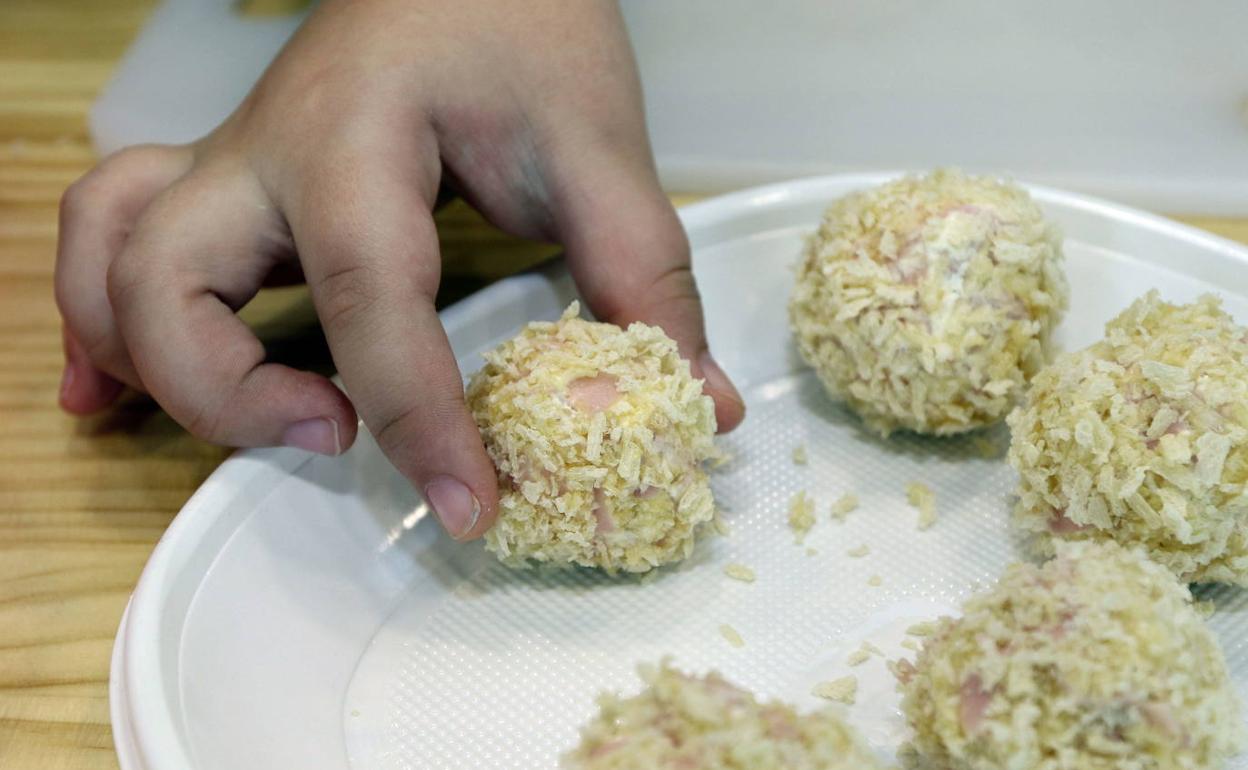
[
  {"xmin": 182, "ymin": 398, "xmax": 228, "ymax": 445},
  {"xmin": 373, "ymin": 402, "xmax": 422, "ymax": 462},
  {"xmin": 372, "ymin": 393, "xmax": 469, "ymax": 479},
  {"xmin": 58, "ymin": 175, "xmax": 104, "ymax": 225},
  {"xmin": 313, "ymin": 261, "xmax": 386, "ymax": 330},
  {"xmin": 651, "ymin": 262, "xmax": 699, "ymax": 301},
  {"xmin": 105, "ymin": 247, "xmax": 147, "ymax": 308}
]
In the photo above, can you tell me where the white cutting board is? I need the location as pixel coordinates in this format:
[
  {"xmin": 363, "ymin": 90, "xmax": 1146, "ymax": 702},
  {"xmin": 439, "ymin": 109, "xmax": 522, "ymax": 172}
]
[{"xmin": 91, "ymin": 0, "xmax": 1248, "ymax": 214}]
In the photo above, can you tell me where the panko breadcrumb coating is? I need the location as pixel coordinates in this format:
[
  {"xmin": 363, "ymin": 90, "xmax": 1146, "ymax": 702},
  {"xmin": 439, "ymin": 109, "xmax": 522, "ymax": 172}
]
[
  {"xmin": 906, "ymin": 482, "xmax": 937, "ymax": 530},
  {"xmin": 898, "ymin": 541, "xmax": 1243, "ymax": 770},
  {"xmin": 467, "ymin": 303, "xmax": 718, "ymax": 573},
  {"xmin": 563, "ymin": 662, "xmax": 884, "ymax": 770},
  {"xmin": 788, "ymin": 491, "xmax": 817, "ymax": 543},
  {"xmin": 719, "ymin": 624, "xmax": 746, "ymax": 648},
  {"xmin": 1009, "ymin": 291, "xmax": 1248, "ymax": 584},
  {"xmin": 789, "ymin": 169, "xmax": 1068, "ymax": 435},
  {"xmin": 830, "ymin": 493, "xmax": 859, "ymax": 521}
]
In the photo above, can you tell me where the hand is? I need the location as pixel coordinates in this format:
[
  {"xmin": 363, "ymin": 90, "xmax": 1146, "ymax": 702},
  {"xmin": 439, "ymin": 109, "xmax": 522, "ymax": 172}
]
[{"xmin": 55, "ymin": 0, "xmax": 745, "ymax": 541}]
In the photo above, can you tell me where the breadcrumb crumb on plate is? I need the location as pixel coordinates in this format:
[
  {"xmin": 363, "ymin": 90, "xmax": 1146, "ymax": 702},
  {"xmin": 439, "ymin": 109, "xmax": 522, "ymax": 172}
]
[
  {"xmin": 723, "ymin": 563, "xmax": 756, "ymax": 583},
  {"xmin": 905, "ymin": 482, "xmax": 937, "ymax": 530},
  {"xmin": 788, "ymin": 490, "xmax": 817, "ymax": 544},
  {"xmin": 829, "ymin": 492, "xmax": 859, "ymax": 521},
  {"xmin": 718, "ymin": 624, "xmax": 745, "ymax": 648},
  {"xmin": 811, "ymin": 677, "xmax": 858, "ymax": 705},
  {"xmin": 847, "ymin": 647, "xmax": 874, "ymax": 667}
]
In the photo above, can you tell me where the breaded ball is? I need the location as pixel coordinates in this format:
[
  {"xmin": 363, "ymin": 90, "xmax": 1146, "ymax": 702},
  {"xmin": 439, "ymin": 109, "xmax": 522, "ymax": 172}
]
[
  {"xmin": 466, "ymin": 303, "xmax": 718, "ymax": 573},
  {"xmin": 1008, "ymin": 291, "xmax": 1248, "ymax": 584},
  {"xmin": 789, "ymin": 169, "xmax": 1068, "ymax": 436},
  {"xmin": 563, "ymin": 661, "xmax": 885, "ymax": 770},
  {"xmin": 898, "ymin": 541, "xmax": 1243, "ymax": 770}
]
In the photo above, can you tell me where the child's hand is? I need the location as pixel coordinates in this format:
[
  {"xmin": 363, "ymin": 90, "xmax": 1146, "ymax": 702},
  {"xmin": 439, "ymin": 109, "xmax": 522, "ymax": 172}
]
[{"xmin": 54, "ymin": 0, "xmax": 744, "ymax": 540}]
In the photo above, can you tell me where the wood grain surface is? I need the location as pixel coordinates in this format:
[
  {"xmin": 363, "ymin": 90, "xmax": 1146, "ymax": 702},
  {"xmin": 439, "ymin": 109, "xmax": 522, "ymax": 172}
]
[{"xmin": 0, "ymin": 2, "xmax": 1245, "ymax": 769}]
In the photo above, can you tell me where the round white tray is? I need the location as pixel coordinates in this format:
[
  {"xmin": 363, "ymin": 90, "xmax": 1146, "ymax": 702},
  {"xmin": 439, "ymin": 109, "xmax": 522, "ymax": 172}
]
[{"xmin": 111, "ymin": 174, "xmax": 1248, "ymax": 770}]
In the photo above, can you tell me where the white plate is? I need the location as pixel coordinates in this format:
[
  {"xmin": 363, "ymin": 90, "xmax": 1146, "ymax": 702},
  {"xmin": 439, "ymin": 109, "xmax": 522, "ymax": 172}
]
[{"xmin": 111, "ymin": 174, "xmax": 1248, "ymax": 770}]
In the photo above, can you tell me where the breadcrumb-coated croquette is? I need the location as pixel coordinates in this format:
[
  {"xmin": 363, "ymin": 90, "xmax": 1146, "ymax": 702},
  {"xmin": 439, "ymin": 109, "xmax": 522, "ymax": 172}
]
[
  {"xmin": 789, "ymin": 169, "xmax": 1067, "ymax": 436},
  {"xmin": 562, "ymin": 661, "xmax": 885, "ymax": 770},
  {"xmin": 466, "ymin": 303, "xmax": 719, "ymax": 573},
  {"xmin": 1009, "ymin": 291, "xmax": 1248, "ymax": 584},
  {"xmin": 898, "ymin": 541, "xmax": 1243, "ymax": 770}
]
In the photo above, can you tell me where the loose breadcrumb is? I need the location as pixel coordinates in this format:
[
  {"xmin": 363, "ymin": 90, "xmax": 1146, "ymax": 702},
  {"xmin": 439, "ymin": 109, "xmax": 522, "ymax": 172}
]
[
  {"xmin": 901, "ymin": 639, "xmax": 922, "ymax": 652},
  {"xmin": 805, "ymin": 547, "xmax": 818, "ymax": 557},
  {"xmin": 846, "ymin": 544, "xmax": 870, "ymax": 558},
  {"xmin": 792, "ymin": 444, "xmax": 808, "ymax": 465},
  {"xmin": 888, "ymin": 658, "xmax": 914, "ymax": 681},
  {"xmin": 899, "ymin": 541, "xmax": 1244, "ymax": 770},
  {"xmin": 468, "ymin": 303, "xmax": 718, "ymax": 573},
  {"xmin": 812, "ymin": 677, "xmax": 858, "ymax": 705},
  {"xmin": 563, "ymin": 662, "xmax": 885, "ymax": 769},
  {"xmin": 867, "ymin": 574, "xmax": 883, "ymax": 587},
  {"xmin": 846, "ymin": 647, "xmax": 873, "ymax": 667},
  {"xmin": 719, "ymin": 624, "xmax": 745, "ymax": 648},
  {"xmin": 829, "ymin": 493, "xmax": 859, "ymax": 522},
  {"xmin": 712, "ymin": 517, "xmax": 731, "ymax": 537},
  {"xmin": 723, "ymin": 563, "xmax": 756, "ymax": 583},
  {"xmin": 1008, "ymin": 291, "xmax": 1248, "ymax": 585},
  {"xmin": 788, "ymin": 491, "xmax": 817, "ymax": 544},
  {"xmin": 906, "ymin": 621, "xmax": 939, "ymax": 637},
  {"xmin": 789, "ymin": 169, "xmax": 1068, "ymax": 436},
  {"xmin": 906, "ymin": 482, "xmax": 937, "ymax": 530}
]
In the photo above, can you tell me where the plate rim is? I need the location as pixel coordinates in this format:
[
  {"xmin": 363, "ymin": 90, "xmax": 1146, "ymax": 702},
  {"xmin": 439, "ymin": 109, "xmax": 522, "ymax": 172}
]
[{"xmin": 110, "ymin": 172, "xmax": 1248, "ymax": 770}]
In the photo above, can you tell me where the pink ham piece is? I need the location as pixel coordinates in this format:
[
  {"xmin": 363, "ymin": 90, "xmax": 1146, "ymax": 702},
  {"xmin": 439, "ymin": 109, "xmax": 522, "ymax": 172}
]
[
  {"xmin": 568, "ymin": 373, "xmax": 621, "ymax": 414},
  {"xmin": 592, "ymin": 488, "xmax": 614, "ymax": 535},
  {"xmin": 959, "ymin": 674, "xmax": 992, "ymax": 735},
  {"xmin": 1049, "ymin": 510, "xmax": 1088, "ymax": 535},
  {"xmin": 1141, "ymin": 702, "xmax": 1186, "ymax": 744}
]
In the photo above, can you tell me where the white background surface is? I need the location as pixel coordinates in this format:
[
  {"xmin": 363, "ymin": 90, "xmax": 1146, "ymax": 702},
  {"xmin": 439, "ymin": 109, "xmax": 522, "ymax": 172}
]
[
  {"xmin": 91, "ymin": 1, "xmax": 1248, "ymax": 213},
  {"xmin": 112, "ymin": 174, "xmax": 1248, "ymax": 769}
]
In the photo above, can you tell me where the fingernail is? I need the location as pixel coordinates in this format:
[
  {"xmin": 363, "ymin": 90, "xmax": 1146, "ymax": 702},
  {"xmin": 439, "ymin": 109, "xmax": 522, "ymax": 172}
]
[
  {"xmin": 424, "ymin": 476, "xmax": 481, "ymax": 539},
  {"xmin": 58, "ymin": 361, "xmax": 77, "ymax": 408},
  {"xmin": 282, "ymin": 418, "xmax": 341, "ymax": 456},
  {"xmin": 698, "ymin": 350, "xmax": 744, "ymax": 407}
]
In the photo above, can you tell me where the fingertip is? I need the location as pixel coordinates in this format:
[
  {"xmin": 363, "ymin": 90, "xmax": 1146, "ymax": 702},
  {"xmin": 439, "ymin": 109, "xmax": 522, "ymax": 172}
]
[
  {"xmin": 694, "ymin": 350, "xmax": 746, "ymax": 433},
  {"xmin": 281, "ymin": 417, "xmax": 343, "ymax": 456},
  {"xmin": 267, "ymin": 377, "xmax": 359, "ymax": 455},
  {"xmin": 462, "ymin": 476, "xmax": 499, "ymax": 541},
  {"xmin": 58, "ymin": 368, "xmax": 125, "ymax": 415},
  {"xmin": 58, "ymin": 330, "xmax": 125, "ymax": 414},
  {"xmin": 424, "ymin": 472, "xmax": 499, "ymax": 542}
]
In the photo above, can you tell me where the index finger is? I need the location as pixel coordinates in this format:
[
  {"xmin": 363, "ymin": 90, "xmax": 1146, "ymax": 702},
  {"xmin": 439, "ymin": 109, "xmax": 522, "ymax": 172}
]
[{"xmin": 287, "ymin": 164, "xmax": 500, "ymax": 541}]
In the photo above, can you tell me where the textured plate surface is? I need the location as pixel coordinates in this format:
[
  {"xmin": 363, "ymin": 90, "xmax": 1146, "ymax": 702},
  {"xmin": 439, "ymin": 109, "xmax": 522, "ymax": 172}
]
[{"xmin": 112, "ymin": 175, "xmax": 1248, "ymax": 770}]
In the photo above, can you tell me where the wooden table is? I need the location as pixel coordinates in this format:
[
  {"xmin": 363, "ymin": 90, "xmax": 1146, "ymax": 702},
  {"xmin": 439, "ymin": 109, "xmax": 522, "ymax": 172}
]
[{"xmin": 2, "ymin": 3, "xmax": 1246, "ymax": 768}]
